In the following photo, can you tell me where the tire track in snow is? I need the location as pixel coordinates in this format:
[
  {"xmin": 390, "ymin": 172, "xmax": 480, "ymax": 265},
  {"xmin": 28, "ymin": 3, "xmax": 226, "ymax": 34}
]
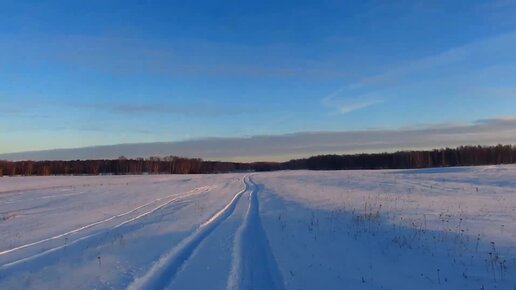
[
  {"xmin": 227, "ymin": 176, "xmax": 285, "ymax": 290},
  {"xmin": 0, "ymin": 185, "xmax": 212, "ymax": 260},
  {"xmin": 127, "ymin": 175, "xmax": 249, "ymax": 290},
  {"xmin": 0, "ymin": 186, "xmax": 214, "ymax": 270}
]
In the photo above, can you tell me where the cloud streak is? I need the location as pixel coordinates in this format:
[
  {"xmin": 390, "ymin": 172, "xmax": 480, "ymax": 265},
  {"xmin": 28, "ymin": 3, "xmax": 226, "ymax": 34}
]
[
  {"xmin": 358, "ymin": 30, "xmax": 516, "ymax": 88},
  {"xmin": 322, "ymin": 88, "xmax": 383, "ymax": 115},
  {"xmin": 1, "ymin": 117, "xmax": 515, "ymax": 162},
  {"xmin": 1, "ymin": 34, "xmax": 353, "ymax": 79},
  {"xmin": 320, "ymin": 30, "xmax": 516, "ymax": 114},
  {"xmin": 66, "ymin": 101, "xmax": 245, "ymax": 117},
  {"xmin": 335, "ymin": 99, "xmax": 383, "ymax": 114}
]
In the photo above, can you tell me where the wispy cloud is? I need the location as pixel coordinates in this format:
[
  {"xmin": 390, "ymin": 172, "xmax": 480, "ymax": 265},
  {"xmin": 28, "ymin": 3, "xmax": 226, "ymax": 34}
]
[
  {"xmin": 322, "ymin": 88, "xmax": 383, "ymax": 115},
  {"xmin": 67, "ymin": 101, "xmax": 246, "ymax": 117},
  {"xmin": 335, "ymin": 99, "xmax": 383, "ymax": 114},
  {"xmin": 320, "ymin": 30, "xmax": 516, "ymax": 114},
  {"xmin": 358, "ymin": 30, "xmax": 516, "ymax": 88},
  {"xmin": 0, "ymin": 34, "xmax": 353, "ymax": 79}
]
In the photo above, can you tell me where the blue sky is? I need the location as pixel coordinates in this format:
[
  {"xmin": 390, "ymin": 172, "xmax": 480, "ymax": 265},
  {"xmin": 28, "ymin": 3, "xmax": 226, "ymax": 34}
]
[{"xmin": 1, "ymin": 0, "xmax": 516, "ymax": 157}]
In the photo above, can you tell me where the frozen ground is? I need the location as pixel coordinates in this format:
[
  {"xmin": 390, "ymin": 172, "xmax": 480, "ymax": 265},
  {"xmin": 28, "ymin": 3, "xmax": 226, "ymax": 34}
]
[{"xmin": 0, "ymin": 166, "xmax": 515, "ymax": 289}]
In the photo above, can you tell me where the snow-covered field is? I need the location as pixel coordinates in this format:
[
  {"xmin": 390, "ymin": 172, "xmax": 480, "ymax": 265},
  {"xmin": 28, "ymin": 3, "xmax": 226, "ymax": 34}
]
[{"xmin": 1, "ymin": 166, "xmax": 515, "ymax": 289}]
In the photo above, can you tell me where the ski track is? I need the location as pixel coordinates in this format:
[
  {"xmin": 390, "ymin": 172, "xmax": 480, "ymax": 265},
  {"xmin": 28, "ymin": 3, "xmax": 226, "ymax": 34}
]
[
  {"xmin": 0, "ymin": 199, "xmax": 190, "ymax": 271},
  {"xmin": 227, "ymin": 176, "xmax": 285, "ymax": 290},
  {"xmin": 0, "ymin": 185, "xmax": 213, "ymax": 264},
  {"xmin": 127, "ymin": 175, "xmax": 249, "ymax": 290}
]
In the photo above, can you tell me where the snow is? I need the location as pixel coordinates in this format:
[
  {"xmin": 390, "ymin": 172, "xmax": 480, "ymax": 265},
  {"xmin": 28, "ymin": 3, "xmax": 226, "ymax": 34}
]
[{"xmin": 1, "ymin": 166, "xmax": 515, "ymax": 289}]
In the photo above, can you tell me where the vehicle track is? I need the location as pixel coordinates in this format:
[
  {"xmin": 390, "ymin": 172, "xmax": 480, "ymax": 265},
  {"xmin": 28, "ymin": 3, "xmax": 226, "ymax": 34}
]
[
  {"xmin": 0, "ymin": 185, "xmax": 213, "ymax": 266},
  {"xmin": 127, "ymin": 175, "xmax": 249, "ymax": 290},
  {"xmin": 227, "ymin": 176, "xmax": 285, "ymax": 290},
  {"xmin": 2, "ymin": 175, "xmax": 285, "ymax": 289}
]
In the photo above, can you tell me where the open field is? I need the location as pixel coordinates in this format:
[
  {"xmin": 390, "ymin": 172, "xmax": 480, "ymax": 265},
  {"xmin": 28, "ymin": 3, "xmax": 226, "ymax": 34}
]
[{"xmin": 1, "ymin": 166, "xmax": 515, "ymax": 289}]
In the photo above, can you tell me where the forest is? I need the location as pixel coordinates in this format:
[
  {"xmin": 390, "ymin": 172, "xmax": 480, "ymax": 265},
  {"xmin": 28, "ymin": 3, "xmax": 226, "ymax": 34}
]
[{"xmin": 1, "ymin": 145, "xmax": 515, "ymax": 176}]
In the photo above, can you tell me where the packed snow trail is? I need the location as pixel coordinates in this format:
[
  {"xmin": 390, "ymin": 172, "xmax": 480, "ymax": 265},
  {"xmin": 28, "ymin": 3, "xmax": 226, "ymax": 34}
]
[
  {"xmin": 0, "ymin": 185, "xmax": 212, "ymax": 269},
  {"xmin": 127, "ymin": 175, "xmax": 249, "ymax": 290},
  {"xmin": 0, "ymin": 186, "xmax": 210, "ymax": 258},
  {"xmin": 227, "ymin": 176, "xmax": 285, "ymax": 290}
]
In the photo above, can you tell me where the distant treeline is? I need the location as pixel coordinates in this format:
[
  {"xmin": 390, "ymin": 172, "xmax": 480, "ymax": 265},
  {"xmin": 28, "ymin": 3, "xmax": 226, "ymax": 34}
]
[
  {"xmin": 1, "ymin": 145, "xmax": 515, "ymax": 176},
  {"xmin": 280, "ymin": 144, "xmax": 516, "ymax": 171},
  {"xmin": 0, "ymin": 156, "xmax": 252, "ymax": 176}
]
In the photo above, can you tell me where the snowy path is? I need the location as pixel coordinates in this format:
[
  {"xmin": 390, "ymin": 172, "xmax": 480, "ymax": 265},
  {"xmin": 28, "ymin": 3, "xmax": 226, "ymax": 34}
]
[
  {"xmin": 227, "ymin": 176, "xmax": 284, "ymax": 290},
  {"xmin": 128, "ymin": 175, "xmax": 284, "ymax": 290},
  {"xmin": 0, "ymin": 174, "xmax": 247, "ymax": 289},
  {"xmin": 127, "ymin": 175, "xmax": 249, "ymax": 289},
  {"xmin": 0, "ymin": 185, "xmax": 211, "ymax": 261}
]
